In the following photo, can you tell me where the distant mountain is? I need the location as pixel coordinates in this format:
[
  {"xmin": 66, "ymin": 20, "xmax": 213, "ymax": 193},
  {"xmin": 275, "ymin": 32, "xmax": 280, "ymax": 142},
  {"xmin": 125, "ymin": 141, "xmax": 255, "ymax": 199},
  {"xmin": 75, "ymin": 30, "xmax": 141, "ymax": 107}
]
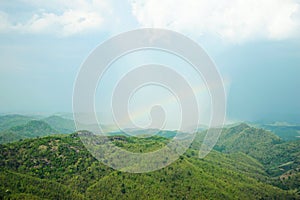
[
  {"xmin": 215, "ymin": 123, "xmax": 282, "ymax": 155},
  {"xmin": 109, "ymin": 129, "xmax": 178, "ymax": 138},
  {"xmin": 213, "ymin": 123, "xmax": 300, "ymax": 187},
  {"xmin": 248, "ymin": 121, "xmax": 300, "ymax": 141},
  {"xmin": 260, "ymin": 124, "xmax": 300, "ymax": 141},
  {"xmin": 0, "ymin": 119, "xmax": 299, "ymax": 198},
  {"xmin": 0, "ymin": 120, "xmax": 58, "ymax": 144},
  {"xmin": 0, "ymin": 114, "xmax": 35, "ymax": 131},
  {"xmin": 43, "ymin": 115, "xmax": 75, "ymax": 134},
  {"xmin": 0, "ymin": 133, "xmax": 297, "ymax": 199}
]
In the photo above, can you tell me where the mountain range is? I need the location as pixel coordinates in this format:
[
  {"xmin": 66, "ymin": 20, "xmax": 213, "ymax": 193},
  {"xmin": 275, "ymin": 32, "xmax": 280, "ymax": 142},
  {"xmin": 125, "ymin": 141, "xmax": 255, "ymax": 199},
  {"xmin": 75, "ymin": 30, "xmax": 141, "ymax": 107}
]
[
  {"xmin": 0, "ymin": 120, "xmax": 300, "ymax": 199},
  {"xmin": 0, "ymin": 115, "xmax": 76, "ymax": 144}
]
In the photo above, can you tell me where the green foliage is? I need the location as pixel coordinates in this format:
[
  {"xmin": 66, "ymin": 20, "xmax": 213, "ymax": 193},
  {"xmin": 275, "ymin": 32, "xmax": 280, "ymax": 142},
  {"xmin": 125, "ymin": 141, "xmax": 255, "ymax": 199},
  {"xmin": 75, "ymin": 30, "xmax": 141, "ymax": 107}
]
[
  {"xmin": 111, "ymin": 135, "xmax": 168, "ymax": 153},
  {"xmin": 0, "ymin": 115, "xmax": 34, "ymax": 131},
  {"xmin": 86, "ymin": 152, "xmax": 295, "ymax": 200},
  {"xmin": 0, "ymin": 115, "xmax": 77, "ymax": 144},
  {"xmin": 0, "ymin": 131, "xmax": 298, "ymax": 199},
  {"xmin": 0, "ymin": 120, "xmax": 58, "ymax": 144},
  {"xmin": 212, "ymin": 123, "xmax": 300, "ymax": 190},
  {"xmin": 43, "ymin": 115, "xmax": 75, "ymax": 133},
  {"xmin": 0, "ymin": 170, "xmax": 85, "ymax": 199},
  {"xmin": 0, "ymin": 134, "xmax": 113, "ymax": 193}
]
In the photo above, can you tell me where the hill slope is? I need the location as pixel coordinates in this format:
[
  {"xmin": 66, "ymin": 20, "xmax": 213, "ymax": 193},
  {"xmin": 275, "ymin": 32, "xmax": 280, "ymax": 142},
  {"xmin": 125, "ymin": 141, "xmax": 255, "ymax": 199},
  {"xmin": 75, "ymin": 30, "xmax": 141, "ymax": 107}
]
[
  {"xmin": 0, "ymin": 133, "xmax": 297, "ymax": 199},
  {"xmin": 43, "ymin": 115, "xmax": 75, "ymax": 133},
  {"xmin": 0, "ymin": 170, "xmax": 85, "ymax": 200},
  {"xmin": 212, "ymin": 123, "xmax": 300, "ymax": 190},
  {"xmin": 0, "ymin": 120, "xmax": 58, "ymax": 144},
  {"xmin": 0, "ymin": 115, "xmax": 34, "ymax": 131}
]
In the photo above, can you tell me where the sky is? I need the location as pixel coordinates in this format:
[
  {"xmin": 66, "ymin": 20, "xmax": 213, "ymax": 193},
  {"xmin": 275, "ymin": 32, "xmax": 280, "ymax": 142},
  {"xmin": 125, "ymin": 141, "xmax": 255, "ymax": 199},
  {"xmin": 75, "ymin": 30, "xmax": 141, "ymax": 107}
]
[{"xmin": 0, "ymin": 0, "xmax": 300, "ymax": 126}]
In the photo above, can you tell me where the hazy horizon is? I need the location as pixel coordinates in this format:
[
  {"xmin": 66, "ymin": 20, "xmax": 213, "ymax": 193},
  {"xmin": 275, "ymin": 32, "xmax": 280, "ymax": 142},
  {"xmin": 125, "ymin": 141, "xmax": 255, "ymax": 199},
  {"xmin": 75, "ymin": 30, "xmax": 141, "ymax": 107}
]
[{"xmin": 1, "ymin": 0, "xmax": 300, "ymax": 126}]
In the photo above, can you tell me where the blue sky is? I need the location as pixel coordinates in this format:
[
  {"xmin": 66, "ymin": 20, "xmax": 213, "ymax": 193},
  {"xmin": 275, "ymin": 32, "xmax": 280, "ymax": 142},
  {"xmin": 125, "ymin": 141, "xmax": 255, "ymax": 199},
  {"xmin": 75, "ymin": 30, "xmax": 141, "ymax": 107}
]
[{"xmin": 0, "ymin": 0, "xmax": 300, "ymax": 125}]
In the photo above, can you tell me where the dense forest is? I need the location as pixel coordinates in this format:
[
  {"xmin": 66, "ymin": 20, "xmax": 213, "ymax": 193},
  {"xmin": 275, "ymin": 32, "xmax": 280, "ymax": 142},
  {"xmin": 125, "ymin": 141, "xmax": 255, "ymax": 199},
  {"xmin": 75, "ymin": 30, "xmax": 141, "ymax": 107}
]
[{"xmin": 0, "ymin": 115, "xmax": 299, "ymax": 199}]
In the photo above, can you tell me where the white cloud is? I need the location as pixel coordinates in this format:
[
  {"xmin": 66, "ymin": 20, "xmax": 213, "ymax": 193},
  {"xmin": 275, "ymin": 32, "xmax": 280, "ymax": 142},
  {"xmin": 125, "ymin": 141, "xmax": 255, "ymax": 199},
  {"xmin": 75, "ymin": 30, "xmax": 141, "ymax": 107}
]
[
  {"xmin": 130, "ymin": 0, "xmax": 300, "ymax": 42},
  {"xmin": 24, "ymin": 10, "xmax": 103, "ymax": 36},
  {"xmin": 1, "ymin": 0, "xmax": 299, "ymax": 40},
  {"xmin": 0, "ymin": 0, "xmax": 112, "ymax": 36}
]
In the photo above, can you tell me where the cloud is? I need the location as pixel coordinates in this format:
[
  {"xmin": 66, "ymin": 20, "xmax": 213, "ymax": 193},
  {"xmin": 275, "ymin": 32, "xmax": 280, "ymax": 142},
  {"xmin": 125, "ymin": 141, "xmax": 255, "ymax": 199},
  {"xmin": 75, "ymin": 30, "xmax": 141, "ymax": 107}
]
[
  {"xmin": 130, "ymin": 0, "xmax": 300, "ymax": 42},
  {"xmin": 24, "ymin": 10, "xmax": 103, "ymax": 36},
  {"xmin": 1, "ymin": 0, "xmax": 299, "ymax": 40},
  {"xmin": 0, "ymin": 0, "xmax": 112, "ymax": 36}
]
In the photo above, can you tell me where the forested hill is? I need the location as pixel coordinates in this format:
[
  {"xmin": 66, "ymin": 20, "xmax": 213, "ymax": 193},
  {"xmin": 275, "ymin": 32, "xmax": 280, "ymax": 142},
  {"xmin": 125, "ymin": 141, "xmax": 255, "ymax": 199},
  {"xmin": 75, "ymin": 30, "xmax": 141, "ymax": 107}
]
[
  {"xmin": 0, "ymin": 120, "xmax": 58, "ymax": 144},
  {"xmin": 0, "ymin": 114, "xmax": 76, "ymax": 144},
  {"xmin": 212, "ymin": 123, "xmax": 300, "ymax": 190},
  {"xmin": 0, "ymin": 114, "xmax": 34, "ymax": 131},
  {"xmin": 42, "ymin": 115, "xmax": 75, "ymax": 133},
  {"xmin": 0, "ymin": 126, "xmax": 299, "ymax": 199}
]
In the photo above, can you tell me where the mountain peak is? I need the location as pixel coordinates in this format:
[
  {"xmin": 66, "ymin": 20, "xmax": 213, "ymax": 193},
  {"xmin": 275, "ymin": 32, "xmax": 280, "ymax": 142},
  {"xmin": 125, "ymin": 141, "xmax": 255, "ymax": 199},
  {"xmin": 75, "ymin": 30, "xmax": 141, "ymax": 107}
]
[{"xmin": 230, "ymin": 123, "xmax": 251, "ymax": 132}]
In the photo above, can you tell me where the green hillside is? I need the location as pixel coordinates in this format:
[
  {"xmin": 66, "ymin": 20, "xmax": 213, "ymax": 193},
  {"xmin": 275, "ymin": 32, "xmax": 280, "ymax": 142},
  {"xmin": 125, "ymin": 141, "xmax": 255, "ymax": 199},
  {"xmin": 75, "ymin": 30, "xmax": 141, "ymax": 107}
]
[
  {"xmin": 0, "ymin": 132, "xmax": 298, "ymax": 199},
  {"xmin": 214, "ymin": 124, "xmax": 300, "ymax": 168},
  {"xmin": 214, "ymin": 123, "xmax": 282, "ymax": 159},
  {"xmin": 0, "ymin": 115, "xmax": 78, "ymax": 144},
  {"xmin": 43, "ymin": 115, "xmax": 75, "ymax": 134},
  {"xmin": 213, "ymin": 123, "xmax": 300, "ymax": 191},
  {"xmin": 0, "ymin": 115, "xmax": 34, "ymax": 131},
  {"xmin": 0, "ymin": 170, "xmax": 85, "ymax": 200},
  {"xmin": 0, "ymin": 120, "xmax": 58, "ymax": 144}
]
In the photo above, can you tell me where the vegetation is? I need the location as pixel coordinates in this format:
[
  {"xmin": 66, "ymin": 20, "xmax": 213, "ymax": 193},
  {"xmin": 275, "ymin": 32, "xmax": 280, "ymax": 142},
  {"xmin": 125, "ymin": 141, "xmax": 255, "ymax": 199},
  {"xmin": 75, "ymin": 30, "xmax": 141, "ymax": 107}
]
[
  {"xmin": 0, "ymin": 115, "xmax": 76, "ymax": 144},
  {"xmin": 0, "ymin": 170, "xmax": 85, "ymax": 200},
  {"xmin": 213, "ymin": 123, "xmax": 300, "ymax": 191},
  {"xmin": 0, "ymin": 120, "xmax": 58, "ymax": 144},
  {"xmin": 0, "ymin": 115, "xmax": 34, "ymax": 131},
  {"xmin": 0, "ymin": 121, "xmax": 299, "ymax": 199},
  {"xmin": 43, "ymin": 115, "xmax": 75, "ymax": 134}
]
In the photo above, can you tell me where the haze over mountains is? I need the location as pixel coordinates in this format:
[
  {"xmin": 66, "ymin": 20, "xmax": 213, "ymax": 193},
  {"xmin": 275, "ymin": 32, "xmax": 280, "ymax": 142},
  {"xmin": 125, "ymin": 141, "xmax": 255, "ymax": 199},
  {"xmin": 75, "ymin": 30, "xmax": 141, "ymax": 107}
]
[
  {"xmin": 1, "ymin": 0, "xmax": 299, "ymax": 199},
  {"xmin": 0, "ymin": 115, "xmax": 76, "ymax": 144},
  {"xmin": 1, "ymin": 114, "xmax": 299, "ymax": 143},
  {"xmin": 0, "ymin": 114, "xmax": 299, "ymax": 199}
]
